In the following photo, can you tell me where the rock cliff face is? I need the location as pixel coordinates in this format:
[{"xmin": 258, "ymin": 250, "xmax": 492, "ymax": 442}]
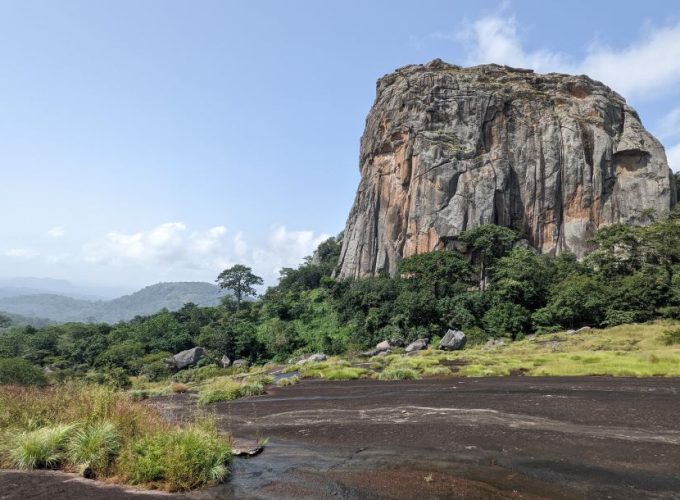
[{"xmin": 337, "ymin": 60, "xmax": 676, "ymax": 278}]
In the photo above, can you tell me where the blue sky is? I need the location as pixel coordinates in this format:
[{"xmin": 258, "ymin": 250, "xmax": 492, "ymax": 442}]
[{"xmin": 1, "ymin": 0, "xmax": 680, "ymax": 290}]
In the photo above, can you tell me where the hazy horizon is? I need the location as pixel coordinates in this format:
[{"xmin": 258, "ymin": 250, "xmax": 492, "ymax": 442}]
[{"xmin": 2, "ymin": 0, "xmax": 680, "ymax": 289}]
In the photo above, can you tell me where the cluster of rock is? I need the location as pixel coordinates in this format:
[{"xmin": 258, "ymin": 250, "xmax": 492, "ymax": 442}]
[
  {"xmin": 164, "ymin": 347, "xmax": 245, "ymax": 371},
  {"xmin": 337, "ymin": 59, "xmax": 675, "ymax": 278},
  {"xmin": 360, "ymin": 329, "xmax": 467, "ymax": 357}
]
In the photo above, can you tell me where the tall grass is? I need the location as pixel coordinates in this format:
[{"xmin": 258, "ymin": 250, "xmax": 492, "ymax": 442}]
[
  {"xmin": 7, "ymin": 424, "xmax": 75, "ymax": 469},
  {"xmin": 0, "ymin": 383, "xmax": 231, "ymax": 491},
  {"xmin": 120, "ymin": 427, "xmax": 231, "ymax": 491},
  {"xmin": 67, "ymin": 421, "xmax": 120, "ymax": 474}
]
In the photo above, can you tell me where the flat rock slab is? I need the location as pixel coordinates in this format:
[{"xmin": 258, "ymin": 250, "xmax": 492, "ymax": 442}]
[{"xmin": 6, "ymin": 377, "xmax": 680, "ymax": 499}]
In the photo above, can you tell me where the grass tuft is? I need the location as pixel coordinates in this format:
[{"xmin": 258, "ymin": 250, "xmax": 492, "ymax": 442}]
[
  {"xmin": 7, "ymin": 423, "xmax": 76, "ymax": 469},
  {"xmin": 121, "ymin": 427, "xmax": 231, "ymax": 491},
  {"xmin": 377, "ymin": 368, "xmax": 420, "ymax": 381},
  {"xmin": 67, "ymin": 421, "xmax": 120, "ymax": 475},
  {"xmin": 277, "ymin": 375, "xmax": 299, "ymax": 386}
]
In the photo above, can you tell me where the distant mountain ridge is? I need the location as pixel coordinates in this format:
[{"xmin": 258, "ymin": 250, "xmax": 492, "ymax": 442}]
[
  {"xmin": 0, "ymin": 282, "xmax": 225, "ymax": 324},
  {"xmin": 0, "ymin": 277, "xmax": 128, "ymax": 300}
]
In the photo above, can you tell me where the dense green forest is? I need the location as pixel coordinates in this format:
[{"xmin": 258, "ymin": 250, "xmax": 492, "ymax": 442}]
[{"xmin": 2, "ymin": 207, "xmax": 680, "ymax": 386}]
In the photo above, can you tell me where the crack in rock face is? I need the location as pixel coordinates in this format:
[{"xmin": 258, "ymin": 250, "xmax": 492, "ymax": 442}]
[{"xmin": 337, "ymin": 59, "xmax": 677, "ymax": 278}]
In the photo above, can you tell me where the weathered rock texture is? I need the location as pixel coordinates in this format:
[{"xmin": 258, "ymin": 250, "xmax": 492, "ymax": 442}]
[{"xmin": 338, "ymin": 60, "xmax": 676, "ymax": 278}]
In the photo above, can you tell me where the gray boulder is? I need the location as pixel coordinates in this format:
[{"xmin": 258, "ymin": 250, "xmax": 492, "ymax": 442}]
[
  {"xmin": 439, "ymin": 330, "xmax": 466, "ymax": 351},
  {"xmin": 375, "ymin": 340, "xmax": 392, "ymax": 352},
  {"xmin": 405, "ymin": 338, "xmax": 428, "ymax": 353},
  {"xmin": 169, "ymin": 347, "xmax": 204, "ymax": 370},
  {"xmin": 219, "ymin": 355, "xmax": 231, "ymax": 368},
  {"xmin": 297, "ymin": 353, "xmax": 327, "ymax": 365}
]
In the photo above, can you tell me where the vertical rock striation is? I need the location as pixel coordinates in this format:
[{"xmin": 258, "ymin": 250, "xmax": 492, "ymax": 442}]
[{"xmin": 338, "ymin": 60, "xmax": 676, "ymax": 278}]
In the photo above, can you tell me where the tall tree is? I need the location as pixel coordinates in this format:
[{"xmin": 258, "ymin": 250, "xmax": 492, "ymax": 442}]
[
  {"xmin": 216, "ymin": 264, "xmax": 263, "ymax": 309},
  {"xmin": 459, "ymin": 225, "xmax": 518, "ymax": 291}
]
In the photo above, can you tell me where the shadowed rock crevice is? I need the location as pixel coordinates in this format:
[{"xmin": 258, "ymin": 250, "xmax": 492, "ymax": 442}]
[{"xmin": 338, "ymin": 60, "xmax": 675, "ymax": 278}]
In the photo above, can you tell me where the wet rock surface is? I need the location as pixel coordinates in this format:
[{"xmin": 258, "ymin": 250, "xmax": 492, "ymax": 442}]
[{"xmin": 3, "ymin": 376, "xmax": 680, "ymax": 498}]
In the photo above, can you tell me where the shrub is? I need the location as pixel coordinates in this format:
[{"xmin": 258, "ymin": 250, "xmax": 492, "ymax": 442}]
[
  {"xmin": 198, "ymin": 379, "xmax": 264, "ymax": 405},
  {"xmin": 483, "ymin": 303, "xmax": 531, "ymax": 339},
  {"xmin": 123, "ymin": 428, "xmax": 231, "ymax": 491},
  {"xmin": 662, "ymin": 328, "xmax": 680, "ymax": 345},
  {"xmin": 603, "ymin": 309, "xmax": 638, "ymax": 327},
  {"xmin": 377, "ymin": 368, "xmax": 420, "ymax": 380},
  {"xmin": 198, "ymin": 380, "xmax": 242, "ymax": 405},
  {"xmin": 239, "ymin": 381, "xmax": 264, "ymax": 397},
  {"xmin": 67, "ymin": 421, "xmax": 120, "ymax": 475},
  {"xmin": 277, "ymin": 375, "xmax": 299, "ymax": 386},
  {"xmin": 0, "ymin": 358, "xmax": 47, "ymax": 386},
  {"xmin": 421, "ymin": 366, "xmax": 451, "ymax": 377},
  {"xmin": 173, "ymin": 365, "xmax": 228, "ymax": 384},
  {"xmin": 323, "ymin": 367, "xmax": 365, "ymax": 380},
  {"xmin": 170, "ymin": 382, "xmax": 188, "ymax": 394},
  {"xmin": 7, "ymin": 424, "xmax": 76, "ymax": 469}
]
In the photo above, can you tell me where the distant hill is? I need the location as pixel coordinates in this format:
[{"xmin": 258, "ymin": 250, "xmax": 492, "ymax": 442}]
[
  {"xmin": 0, "ymin": 282, "xmax": 225, "ymax": 324},
  {"xmin": 0, "ymin": 277, "xmax": 128, "ymax": 300}
]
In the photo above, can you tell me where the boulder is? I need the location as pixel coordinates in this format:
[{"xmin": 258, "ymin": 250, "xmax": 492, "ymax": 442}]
[
  {"xmin": 297, "ymin": 353, "xmax": 327, "ymax": 365},
  {"xmin": 405, "ymin": 338, "xmax": 428, "ymax": 353},
  {"xmin": 219, "ymin": 355, "xmax": 231, "ymax": 368},
  {"xmin": 169, "ymin": 347, "xmax": 204, "ymax": 370},
  {"xmin": 439, "ymin": 330, "xmax": 466, "ymax": 351},
  {"xmin": 375, "ymin": 340, "xmax": 392, "ymax": 352},
  {"xmin": 377, "ymin": 350, "xmax": 392, "ymax": 356}
]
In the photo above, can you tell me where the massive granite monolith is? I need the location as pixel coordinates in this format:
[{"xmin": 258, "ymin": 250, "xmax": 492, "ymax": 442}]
[{"xmin": 337, "ymin": 60, "xmax": 676, "ymax": 278}]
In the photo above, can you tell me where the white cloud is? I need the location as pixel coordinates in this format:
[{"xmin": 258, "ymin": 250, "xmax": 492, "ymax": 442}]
[
  {"xmin": 252, "ymin": 226, "xmax": 330, "ymax": 278},
  {"xmin": 82, "ymin": 222, "xmax": 329, "ymax": 285},
  {"xmin": 4, "ymin": 248, "xmax": 38, "ymax": 259},
  {"xmin": 47, "ymin": 226, "xmax": 65, "ymax": 238},
  {"xmin": 454, "ymin": 14, "xmax": 680, "ymax": 99},
  {"xmin": 454, "ymin": 15, "xmax": 571, "ymax": 73}
]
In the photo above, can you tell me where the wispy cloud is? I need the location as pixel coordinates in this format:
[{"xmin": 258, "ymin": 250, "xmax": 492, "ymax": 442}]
[
  {"xmin": 82, "ymin": 222, "xmax": 329, "ymax": 284},
  {"xmin": 4, "ymin": 248, "xmax": 38, "ymax": 259},
  {"xmin": 451, "ymin": 13, "xmax": 680, "ymax": 99},
  {"xmin": 47, "ymin": 226, "xmax": 65, "ymax": 238}
]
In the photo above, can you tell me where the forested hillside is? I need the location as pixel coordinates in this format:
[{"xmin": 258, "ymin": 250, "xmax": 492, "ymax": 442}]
[
  {"xmin": 2, "ymin": 208, "xmax": 680, "ymax": 386},
  {"xmin": 0, "ymin": 282, "xmax": 224, "ymax": 323}
]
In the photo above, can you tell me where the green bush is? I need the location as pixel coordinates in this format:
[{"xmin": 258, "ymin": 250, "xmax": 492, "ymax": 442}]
[
  {"xmin": 124, "ymin": 428, "xmax": 231, "ymax": 490},
  {"xmin": 67, "ymin": 421, "xmax": 120, "ymax": 474},
  {"xmin": 603, "ymin": 309, "xmax": 638, "ymax": 327},
  {"xmin": 0, "ymin": 358, "xmax": 47, "ymax": 386},
  {"xmin": 662, "ymin": 328, "xmax": 680, "ymax": 345},
  {"xmin": 483, "ymin": 303, "xmax": 531, "ymax": 339}
]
